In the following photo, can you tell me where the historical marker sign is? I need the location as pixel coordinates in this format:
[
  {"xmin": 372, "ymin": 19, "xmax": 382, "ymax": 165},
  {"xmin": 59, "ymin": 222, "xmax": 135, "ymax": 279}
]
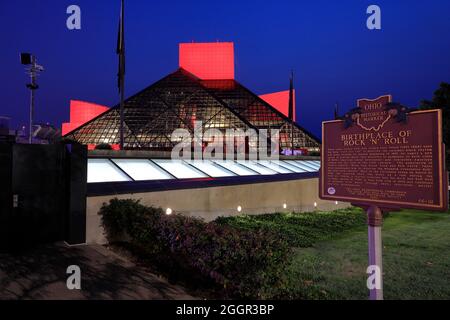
[
  {"xmin": 320, "ymin": 95, "xmax": 448, "ymax": 300},
  {"xmin": 320, "ymin": 95, "xmax": 448, "ymax": 211}
]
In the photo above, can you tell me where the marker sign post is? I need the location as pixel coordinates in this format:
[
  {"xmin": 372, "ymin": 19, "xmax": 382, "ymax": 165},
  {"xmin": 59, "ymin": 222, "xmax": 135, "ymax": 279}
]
[{"xmin": 320, "ymin": 95, "xmax": 448, "ymax": 300}]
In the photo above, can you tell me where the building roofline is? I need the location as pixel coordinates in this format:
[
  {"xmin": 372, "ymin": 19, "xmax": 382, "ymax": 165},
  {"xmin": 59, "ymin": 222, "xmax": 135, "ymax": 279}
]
[{"xmin": 64, "ymin": 68, "xmax": 321, "ymax": 145}]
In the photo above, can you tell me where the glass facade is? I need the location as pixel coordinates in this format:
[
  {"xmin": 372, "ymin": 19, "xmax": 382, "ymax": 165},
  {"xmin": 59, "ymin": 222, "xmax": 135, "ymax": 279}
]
[
  {"xmin": 284, "ymin": 160, "xmax": 318, "ymax": 172},
  {"xmin": 152, "ymin": 159, "xmax": 208, "ymax": 179},
  {"xmin": 211, "ymin": 160, "xmax": 259, "ymax": 176},
  {"xmin": 185, "ymin": 160, "xmax": 237, "ymax": 177},
  {"xmin": 111, "ymin": 159, "xmax": 174, "ymax": 181},
  {"xmin": 236, "ymin": 161, "xmax": 278, "ymax": 175},
  {"xmin": 87, "ymin": 159, "xmax": 132, "ymax": 183},
  {"xmin": 64, "ymin": 68, "xmax": 320, "ymax": 152}
]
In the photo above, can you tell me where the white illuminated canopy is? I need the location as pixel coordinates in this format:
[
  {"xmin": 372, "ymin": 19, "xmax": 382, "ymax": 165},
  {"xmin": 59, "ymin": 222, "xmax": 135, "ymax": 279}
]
[
  {"xmin": 152, "ymin": 159, "xmax": 208, "ymax": 179},
  {"xmin": 87, "ymin": 158, "xmax": 321, "ymax": 183},
  {"xmin": 273, "ymin": 161, "xmax": 306, "ymax": 173},
  {"xmin": 309, "ymin": 161, "xmax": 321, "ymax": 169},
  {"xmin": 257, "ymin": 161, "xmax": 295, "ymax": 174},
  {"xmin": 87, "ymin": 159, "xmax": 132, "ymax": 183},
  {"xmin": 112, "ymin": 159, "xmax": 173, "ymax": 181},
  {"xmin": 299, "ymin": 160, "xmax": 320, "ymax": 170},
  {"xmin": 185, "ymin": 160, "xmax": 236, "ymax": 177},
  {"xmin": 212, "ymin": 160, "xmax": 258, "ymax": 176},
  {"xmin": 284, "ymin": 160, "xmax": 316, "ymax": 172},
  {"xmin": 237, "ymin": 161, "xmax": 278, "ymax": 175}
]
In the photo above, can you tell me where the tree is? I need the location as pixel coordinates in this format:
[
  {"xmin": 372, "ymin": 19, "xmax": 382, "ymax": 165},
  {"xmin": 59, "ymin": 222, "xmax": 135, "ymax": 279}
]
[{"xmin": 420, "ymin": 82, "xmax": 450, "ymax": 171}]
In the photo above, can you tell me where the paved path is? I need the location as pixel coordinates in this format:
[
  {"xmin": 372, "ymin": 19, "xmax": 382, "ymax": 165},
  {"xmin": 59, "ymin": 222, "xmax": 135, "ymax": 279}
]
[{"xmin": 0, "ymin": 243, "xmax": 195, "ymax": 300}]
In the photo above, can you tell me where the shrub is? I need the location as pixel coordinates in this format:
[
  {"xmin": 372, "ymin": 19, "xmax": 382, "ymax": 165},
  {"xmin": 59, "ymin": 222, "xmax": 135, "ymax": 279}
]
[
  {"xmin": 99, "ymin": 198, "xmax": 292, "ymax": 299},
  {"xmin": 99, "ymin": 198, "xmax": 163, "ymax": 242}
]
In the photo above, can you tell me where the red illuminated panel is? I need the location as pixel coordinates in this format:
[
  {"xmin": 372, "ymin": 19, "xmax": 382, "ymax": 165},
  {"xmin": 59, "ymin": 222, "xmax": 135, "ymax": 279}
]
[
  {"xmin": 62, "ymin": 123, "xmax": 82, "ymax": 136},
  {"xmin": 87, "ymin": 144, "xmax": 120, "ymax": 150},
  {"xmin": 70, "ymin": 100, "xmax": 109, "ymax": 124},
  {"xmin": 259, "ymin": 90, "xmax": 296, "ymax": 121},
  {"xmin": 62, "ymin": 100, "xmax": 109, "ymax": 136},
  {"xmin": 179, "ymin": 42, "xmax": 235, "ymax": 80}
]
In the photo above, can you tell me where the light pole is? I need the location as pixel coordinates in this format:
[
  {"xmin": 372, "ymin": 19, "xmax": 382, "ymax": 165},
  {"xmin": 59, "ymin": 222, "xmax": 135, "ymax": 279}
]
[
  {"xmin": 20, "ymin": 53, "xmax": 44, "ymax": 144},
  {"xmin": 288, "ymin": 70, "xmax": 294, "ymax": 154}
]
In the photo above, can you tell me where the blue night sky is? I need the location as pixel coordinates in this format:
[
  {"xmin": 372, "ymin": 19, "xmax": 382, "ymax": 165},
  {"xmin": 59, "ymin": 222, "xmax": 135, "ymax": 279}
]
[{"xmin": 0, "ymin": 0, "xmax": 449, "ymax": 138}]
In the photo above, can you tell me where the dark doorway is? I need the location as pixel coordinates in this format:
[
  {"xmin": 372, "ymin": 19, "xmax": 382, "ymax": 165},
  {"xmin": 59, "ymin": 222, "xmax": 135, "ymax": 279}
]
[{"xmin": 0, "ymin": 143, "xmax": 87, "ymax": 251}]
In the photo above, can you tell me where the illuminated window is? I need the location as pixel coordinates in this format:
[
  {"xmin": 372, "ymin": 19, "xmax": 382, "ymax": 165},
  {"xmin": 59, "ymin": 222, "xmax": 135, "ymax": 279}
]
[
  {"xmin": 152, "ymin": 159, "xmax": 208, "ymax": 179},
  {"xmin": 185, "ymin": 160, "xmax": 236, "ymax": 177},
  {"xmin": 295, "ymin": 160, "xmax": 320, "ymax": 171},
  {"xmin": 257, "ymin": 161, "xmax": 294, "ymax": 174},
  {"xmin": 284, "ymin": 160, "xmax": 315, "ymax": 172},
  {"xmin": 304, "ymin": 161, "xmax": 321, "ymax": 170},
  {"xmin": 311, "ymin": 160, "xmax": 321, "ymax": 168},
  {"xmin": 237, "ymin": 161, "xmax": 277, "ymax": 175},
  {"xmin": 112, "ymin": 159, "xmax": 174, "ymax": 181},
  {"xmin": 212, "ymin": 160, "xmax": 258, "ymax": 176},
  {"xmin": 87, "ymin": 159, "xmax": 131, "ymax": 183},
  {"xmin": 278, "ymin": 161, "xmax": 308, "ymax": 173}
]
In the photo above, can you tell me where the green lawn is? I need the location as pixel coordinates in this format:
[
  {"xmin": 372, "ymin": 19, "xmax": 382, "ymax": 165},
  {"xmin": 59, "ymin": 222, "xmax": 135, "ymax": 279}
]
[
  {"xmin": 286, "ymin": 209, "xmax": 450, "ymax": 299},
  {"xmin": 219, "ymin": 207, "xmax": 450, "ymax": 300}
]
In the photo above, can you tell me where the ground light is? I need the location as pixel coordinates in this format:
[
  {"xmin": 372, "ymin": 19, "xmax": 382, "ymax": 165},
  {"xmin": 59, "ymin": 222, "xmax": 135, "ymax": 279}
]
[
  {"xmin": 283, "ymin": 203, "xmax": 287, "ymax": 209},
  {"xmin": 165, "ymin": 208, "xmax": 173, "ymax": 215},
  {"xmin": 237, "ymin": 206, "xmax": 242, "ymax": 213}
]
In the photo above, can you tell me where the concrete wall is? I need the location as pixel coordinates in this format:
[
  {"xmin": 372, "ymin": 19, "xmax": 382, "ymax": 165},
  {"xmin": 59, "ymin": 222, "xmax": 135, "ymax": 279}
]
[{"xmin": 86, "ymin": 177, "xmax": 350, "ymax": 244}]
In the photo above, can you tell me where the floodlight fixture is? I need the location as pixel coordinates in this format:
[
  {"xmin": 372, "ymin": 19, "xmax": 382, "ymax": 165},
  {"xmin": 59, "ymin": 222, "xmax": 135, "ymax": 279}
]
[{"xmin": 20, "ymin": 52, "xmax": 32, "ymax": 65}]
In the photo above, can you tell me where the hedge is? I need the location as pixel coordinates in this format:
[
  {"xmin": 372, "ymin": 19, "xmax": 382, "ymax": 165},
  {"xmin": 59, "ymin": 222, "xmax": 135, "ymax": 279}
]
[
  {"xmin": 215, "ymin": 208, "xmax": 366, "ymax": 247},
  {"xmin": 99, "ymin": 198, "xmax": 292, "ymax": 299}
]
